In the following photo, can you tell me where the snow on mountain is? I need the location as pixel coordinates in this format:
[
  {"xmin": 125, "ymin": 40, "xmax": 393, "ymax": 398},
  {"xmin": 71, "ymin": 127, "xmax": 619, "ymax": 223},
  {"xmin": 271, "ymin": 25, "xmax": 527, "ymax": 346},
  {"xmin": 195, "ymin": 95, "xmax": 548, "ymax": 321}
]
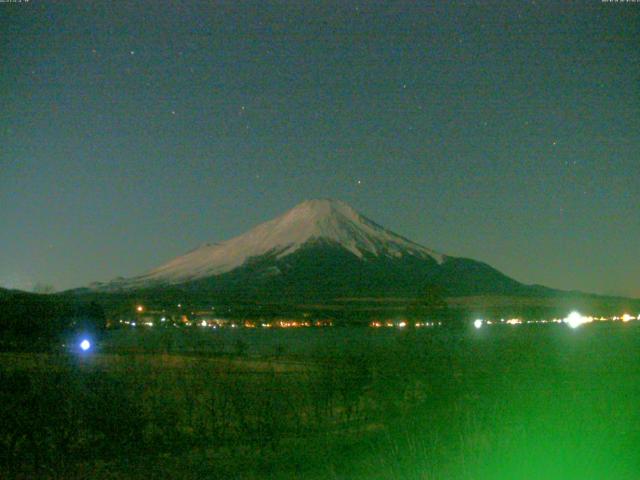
[{"xmin": 95, "ymin": 199, "xmax": 445, "ymax": 289}]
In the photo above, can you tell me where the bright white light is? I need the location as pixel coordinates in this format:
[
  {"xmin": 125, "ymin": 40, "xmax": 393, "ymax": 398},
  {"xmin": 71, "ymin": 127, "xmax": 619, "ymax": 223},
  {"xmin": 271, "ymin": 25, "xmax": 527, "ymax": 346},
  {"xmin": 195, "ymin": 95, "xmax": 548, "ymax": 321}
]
[
  {"xmin": 201, "ymin": 320, "xmax": 207, "ymax": 327},
  {"xmin": 565, "ymin": 311, "xmax": 588, "ymax": 329},
  {"xmin": 622, "ymin": 313, "xmax": 633, "ymax": 323},
  {"xmin": 474, "ymin": 319, "xmax": 483, "ymax": 329},
  {"xmin": 398, "ymin": 321, "xmax": 406, "ymax": 328},
  {"xmin": 80, "ymin": 339, "xmax": 91, "ymax": 351}
]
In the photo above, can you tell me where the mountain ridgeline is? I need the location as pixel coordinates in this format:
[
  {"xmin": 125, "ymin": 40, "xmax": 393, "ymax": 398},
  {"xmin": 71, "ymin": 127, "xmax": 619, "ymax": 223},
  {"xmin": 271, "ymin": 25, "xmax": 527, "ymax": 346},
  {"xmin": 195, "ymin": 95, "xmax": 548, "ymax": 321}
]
[{"xmin": 88, "ymin": 199, "xmax": 540, "ymax": 302}]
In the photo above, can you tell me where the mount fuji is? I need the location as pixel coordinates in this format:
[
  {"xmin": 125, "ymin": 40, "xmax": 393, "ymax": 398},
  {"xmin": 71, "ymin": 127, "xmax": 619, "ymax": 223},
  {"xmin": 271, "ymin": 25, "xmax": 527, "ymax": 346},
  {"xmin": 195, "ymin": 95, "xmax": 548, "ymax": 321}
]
[{"xmin": 89, "ymin": 199, "xmax": 533, "ymax": 299}]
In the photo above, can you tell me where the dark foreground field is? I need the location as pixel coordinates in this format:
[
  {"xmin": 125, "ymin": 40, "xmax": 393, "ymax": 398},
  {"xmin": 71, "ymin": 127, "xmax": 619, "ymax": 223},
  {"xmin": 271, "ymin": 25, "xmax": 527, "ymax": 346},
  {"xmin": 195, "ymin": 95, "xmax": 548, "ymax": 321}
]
[{"xmin": 2, "ymin": 324, "xmax": 640, "ymax": 479}]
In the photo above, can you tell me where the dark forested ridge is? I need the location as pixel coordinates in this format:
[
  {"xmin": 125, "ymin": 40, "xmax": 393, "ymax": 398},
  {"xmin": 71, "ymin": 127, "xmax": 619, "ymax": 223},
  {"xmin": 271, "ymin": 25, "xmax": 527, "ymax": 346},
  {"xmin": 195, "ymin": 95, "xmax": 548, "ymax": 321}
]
[{"xmin": 0, "ymin": 288, "xmax": 106, "ymax": 349}]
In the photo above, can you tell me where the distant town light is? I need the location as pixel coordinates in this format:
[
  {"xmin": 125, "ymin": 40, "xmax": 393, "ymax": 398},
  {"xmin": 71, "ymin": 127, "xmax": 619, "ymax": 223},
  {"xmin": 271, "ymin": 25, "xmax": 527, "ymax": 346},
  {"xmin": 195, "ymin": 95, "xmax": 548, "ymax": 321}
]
[
  {"xmin": 474, "ymin": 319, "xmax": 483, "ymax": 329},
  {"xmin": 398, "ymin": 321, "xmax": 407, "ymax": 328},
  {"xmin": 136, "ymin": 305, "xmax": 144, "ymax": 312},
  {"xmin": 622, "ymin": 313, "xmax": 633, "ymax": 323},
  {"xmin": 80, "ymin": 339, "xmax": 91, "ymax": 351},
  {"xmin": 565, "ymin": 311, "xmax": 588, "ymax": 329}
]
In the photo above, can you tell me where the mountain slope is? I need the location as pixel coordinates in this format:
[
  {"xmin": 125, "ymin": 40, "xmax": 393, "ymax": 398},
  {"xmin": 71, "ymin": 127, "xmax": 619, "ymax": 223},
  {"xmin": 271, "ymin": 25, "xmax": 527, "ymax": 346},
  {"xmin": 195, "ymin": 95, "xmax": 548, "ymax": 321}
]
[
  {"xmin": 90, "ymin": 198, "xmax": 530, "ymax": 298},
  {"xmin": 94, "ymin": 199, "xmax": 443, "ymax": 289},
  {"xmin": 183, "ymin": 240, "xmax": 526, "ymax": 299}
]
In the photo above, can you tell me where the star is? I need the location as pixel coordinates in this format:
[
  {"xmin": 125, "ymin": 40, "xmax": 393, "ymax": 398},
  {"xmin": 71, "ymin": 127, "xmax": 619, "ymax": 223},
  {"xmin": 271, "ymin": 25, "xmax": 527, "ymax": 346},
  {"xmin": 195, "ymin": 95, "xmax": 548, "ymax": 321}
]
[{"xmin": 130, "ymin": 50, "xmax": 135, "ymax": 55}]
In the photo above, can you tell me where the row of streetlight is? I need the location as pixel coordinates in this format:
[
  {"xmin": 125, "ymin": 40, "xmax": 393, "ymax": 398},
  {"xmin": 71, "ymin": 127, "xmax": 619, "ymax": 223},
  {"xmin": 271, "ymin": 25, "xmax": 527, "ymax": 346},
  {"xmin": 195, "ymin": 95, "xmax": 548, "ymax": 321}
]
[{"xmin": 474, "ymin": 311, "xmax": 639, "ymax": 330}]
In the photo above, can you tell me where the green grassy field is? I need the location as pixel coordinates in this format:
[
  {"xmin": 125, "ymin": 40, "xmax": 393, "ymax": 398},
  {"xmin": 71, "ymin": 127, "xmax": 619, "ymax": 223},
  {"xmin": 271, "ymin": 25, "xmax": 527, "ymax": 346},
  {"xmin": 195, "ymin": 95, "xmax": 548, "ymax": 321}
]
[{"xmin": 2, "ymin": 323, "xmax": 640, "ymax": 479}]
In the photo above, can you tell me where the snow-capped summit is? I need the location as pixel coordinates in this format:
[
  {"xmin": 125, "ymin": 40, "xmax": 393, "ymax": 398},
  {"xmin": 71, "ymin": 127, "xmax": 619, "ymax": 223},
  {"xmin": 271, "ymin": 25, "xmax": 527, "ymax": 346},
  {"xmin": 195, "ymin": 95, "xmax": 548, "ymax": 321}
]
[
  {"xmin": 87, "ymin": 198, "xmax": 531, "ymax": 297},
  {"xmin": 95, "ymin": 199, "xmax": 445, "ymax": 289}
]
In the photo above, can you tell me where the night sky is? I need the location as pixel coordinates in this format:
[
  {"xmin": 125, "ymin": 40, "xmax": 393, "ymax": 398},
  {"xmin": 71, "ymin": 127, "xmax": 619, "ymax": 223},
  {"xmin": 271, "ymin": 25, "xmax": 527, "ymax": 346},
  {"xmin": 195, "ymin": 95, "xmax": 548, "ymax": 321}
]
[{"xmin": 1, "ymin": 1, "xmax": 638, "ymax": 297}]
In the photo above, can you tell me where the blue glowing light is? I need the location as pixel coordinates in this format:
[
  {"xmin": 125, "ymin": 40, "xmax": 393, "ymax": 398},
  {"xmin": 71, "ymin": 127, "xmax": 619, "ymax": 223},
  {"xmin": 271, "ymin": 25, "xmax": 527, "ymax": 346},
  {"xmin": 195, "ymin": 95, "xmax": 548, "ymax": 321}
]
[{"xmin": 80, "ymin": 339, "xmax": 91, "ymax": 351}]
